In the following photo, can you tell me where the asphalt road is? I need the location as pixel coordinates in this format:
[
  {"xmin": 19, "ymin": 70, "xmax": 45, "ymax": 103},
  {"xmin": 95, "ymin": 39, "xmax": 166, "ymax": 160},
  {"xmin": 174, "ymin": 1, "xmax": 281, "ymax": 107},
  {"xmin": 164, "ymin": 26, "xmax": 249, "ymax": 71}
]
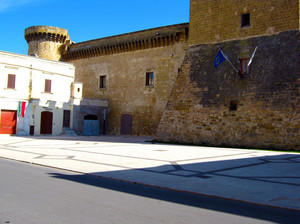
[{"xmin": 0, "ymin": 158, "xmax": 299, "ymax": 224}]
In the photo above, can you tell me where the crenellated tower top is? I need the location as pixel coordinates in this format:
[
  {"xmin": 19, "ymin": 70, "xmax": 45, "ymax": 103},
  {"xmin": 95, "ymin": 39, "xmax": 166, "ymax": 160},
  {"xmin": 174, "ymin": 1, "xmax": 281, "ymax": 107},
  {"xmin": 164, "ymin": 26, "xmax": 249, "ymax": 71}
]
[{"xmin": 25, "ymin": 26, "xmax": 72, "ymax": 61}]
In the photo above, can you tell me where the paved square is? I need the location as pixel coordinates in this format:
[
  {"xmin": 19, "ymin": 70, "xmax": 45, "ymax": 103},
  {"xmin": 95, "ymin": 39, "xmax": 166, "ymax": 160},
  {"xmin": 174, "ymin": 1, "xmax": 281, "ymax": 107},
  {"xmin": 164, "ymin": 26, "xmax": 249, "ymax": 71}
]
[{"xmin": 0, "ymin": 135, "xmax": 299, "ymax": 210}]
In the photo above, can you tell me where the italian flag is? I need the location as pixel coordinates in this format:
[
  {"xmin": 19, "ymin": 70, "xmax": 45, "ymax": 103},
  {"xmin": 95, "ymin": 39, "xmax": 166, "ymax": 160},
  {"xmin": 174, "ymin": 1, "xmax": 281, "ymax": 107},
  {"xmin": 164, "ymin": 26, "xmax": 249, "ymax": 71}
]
[{"xmin": 17, "ymin": 102, "xmax": 26, "ymax": 118}]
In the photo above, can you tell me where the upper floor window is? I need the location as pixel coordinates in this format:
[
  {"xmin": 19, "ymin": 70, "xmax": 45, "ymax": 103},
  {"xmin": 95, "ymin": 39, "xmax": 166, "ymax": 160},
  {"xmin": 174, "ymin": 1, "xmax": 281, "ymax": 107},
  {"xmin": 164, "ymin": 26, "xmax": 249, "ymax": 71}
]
[
  {"xmin": 146, "ymin": 72, "xmax": 154, "ymax": 86},
  {"xmin": 99, "ymin": 75, "xmax": 106, "ymax": 89},
  {"xmin": 44, "ymin": 79, "xmax": 52, "ymax": 93},
  {"xmin": 7, "ymin": 74, "xmax": 16, "ymax": 89},
  {"xmin": 241, "ymin": 13, "xmax": 250, "ymax": 27}
]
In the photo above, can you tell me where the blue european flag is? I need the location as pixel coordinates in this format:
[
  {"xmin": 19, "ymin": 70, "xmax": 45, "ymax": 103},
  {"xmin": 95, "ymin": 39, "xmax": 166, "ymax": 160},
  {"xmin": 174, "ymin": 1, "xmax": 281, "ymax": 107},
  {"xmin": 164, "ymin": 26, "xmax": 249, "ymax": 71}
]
[{"xmin": 214, "ymin": 50, "xmax": 226, "ymax": 68}]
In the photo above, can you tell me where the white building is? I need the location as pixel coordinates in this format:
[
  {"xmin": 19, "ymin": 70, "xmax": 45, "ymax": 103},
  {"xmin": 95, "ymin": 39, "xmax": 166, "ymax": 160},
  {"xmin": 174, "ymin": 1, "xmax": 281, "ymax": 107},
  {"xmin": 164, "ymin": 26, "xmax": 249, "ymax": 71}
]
[{"xmin": 0, "ymin": 50, "xmax": 82, "ymax": 136}]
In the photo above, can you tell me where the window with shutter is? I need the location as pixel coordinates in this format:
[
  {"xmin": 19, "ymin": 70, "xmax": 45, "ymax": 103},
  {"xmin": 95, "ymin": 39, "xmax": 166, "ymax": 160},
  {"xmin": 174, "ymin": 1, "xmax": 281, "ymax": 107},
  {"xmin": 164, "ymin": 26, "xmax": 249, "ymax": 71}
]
[
  {"xmin": 7, "ymin": 74, "xmax": 16, "ymax": 89},
  {"xmin": 45, "ymin": 79, "xmax": 52, "ymax": 93}
]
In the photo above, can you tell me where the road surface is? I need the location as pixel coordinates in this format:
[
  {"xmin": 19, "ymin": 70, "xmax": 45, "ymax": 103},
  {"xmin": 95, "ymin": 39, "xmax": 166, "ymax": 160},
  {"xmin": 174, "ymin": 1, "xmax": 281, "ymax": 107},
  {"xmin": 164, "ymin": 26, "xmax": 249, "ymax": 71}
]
[{"xmin": 0, "ymin": 158, "xmax": 299, "ymax": 224}]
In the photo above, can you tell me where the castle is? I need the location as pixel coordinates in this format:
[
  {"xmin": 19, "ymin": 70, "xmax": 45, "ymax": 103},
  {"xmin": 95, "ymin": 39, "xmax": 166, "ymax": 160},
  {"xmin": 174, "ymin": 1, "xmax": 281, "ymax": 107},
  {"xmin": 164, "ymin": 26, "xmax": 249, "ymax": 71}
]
[{"xmin": 2, "ymin": 0, "xmax": 300, "ymax": 150}]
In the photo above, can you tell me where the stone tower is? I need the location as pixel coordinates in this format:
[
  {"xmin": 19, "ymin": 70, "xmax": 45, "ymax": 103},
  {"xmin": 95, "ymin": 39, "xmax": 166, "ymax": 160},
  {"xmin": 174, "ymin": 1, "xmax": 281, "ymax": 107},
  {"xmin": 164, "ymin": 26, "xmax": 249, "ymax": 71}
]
[{"xmin": 25, "ymin": 26, "xmax": 71, "ymax": 61}]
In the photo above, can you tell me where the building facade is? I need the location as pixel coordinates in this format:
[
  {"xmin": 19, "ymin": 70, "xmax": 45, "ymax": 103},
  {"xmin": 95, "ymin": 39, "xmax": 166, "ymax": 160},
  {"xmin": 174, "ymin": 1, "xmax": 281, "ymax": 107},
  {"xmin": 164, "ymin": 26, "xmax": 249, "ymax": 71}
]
[{"xmin": 0, "ymin": 50, "xmax": 78, "ymax": 135}]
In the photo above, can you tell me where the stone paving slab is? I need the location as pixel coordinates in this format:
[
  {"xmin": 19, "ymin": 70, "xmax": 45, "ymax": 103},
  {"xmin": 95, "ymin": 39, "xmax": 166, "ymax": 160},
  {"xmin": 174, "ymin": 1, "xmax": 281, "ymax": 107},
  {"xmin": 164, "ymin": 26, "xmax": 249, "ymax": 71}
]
[{"xmin": 0, "ymin": 135, "xmax": 299, "ymax": 210}]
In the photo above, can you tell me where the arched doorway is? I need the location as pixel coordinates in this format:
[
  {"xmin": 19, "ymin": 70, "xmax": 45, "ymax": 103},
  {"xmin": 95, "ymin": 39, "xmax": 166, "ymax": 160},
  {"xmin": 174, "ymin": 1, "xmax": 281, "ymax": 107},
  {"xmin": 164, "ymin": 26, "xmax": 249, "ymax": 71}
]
[
  {"xmin": 83, "ymin": 114, "xmax": 99, "ymax": 136},
  {"xmin": 121, "ymin": 114, "xmax": 133, "ymax": 135},
  {"xmin": 40, "ymin": 111, "xmax": 53, "ymax": 134}
]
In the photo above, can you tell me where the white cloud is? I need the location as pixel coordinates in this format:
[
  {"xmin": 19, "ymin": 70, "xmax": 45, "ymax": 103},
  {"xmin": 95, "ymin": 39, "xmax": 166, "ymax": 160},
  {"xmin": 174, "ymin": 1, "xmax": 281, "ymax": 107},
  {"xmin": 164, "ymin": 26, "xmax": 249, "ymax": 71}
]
[{"xmin": 0, "ymin": 0, "xmax": 43, "ymax": 12}]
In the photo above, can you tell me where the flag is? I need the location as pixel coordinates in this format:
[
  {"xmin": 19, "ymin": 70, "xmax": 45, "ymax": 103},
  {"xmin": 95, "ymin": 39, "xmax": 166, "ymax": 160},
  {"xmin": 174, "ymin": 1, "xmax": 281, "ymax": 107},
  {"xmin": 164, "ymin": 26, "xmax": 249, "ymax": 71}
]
[
  {"xmin": 17, "ymin": 102, "xmax": 22, "ymax": 117},
  {"xmin": 247, "ymin": 46, "xmax": 258, "ymax": 68},
  {"xmin": 17, "ymin": 102, "xmax": 26, "ymax": 117},
  {"xmin": 214, "ymin": 50, "xmax": 226, "ymax": 68},
  {"xmin": 21, "ymin": 102, "xmax": 26, "ymax": 117}
]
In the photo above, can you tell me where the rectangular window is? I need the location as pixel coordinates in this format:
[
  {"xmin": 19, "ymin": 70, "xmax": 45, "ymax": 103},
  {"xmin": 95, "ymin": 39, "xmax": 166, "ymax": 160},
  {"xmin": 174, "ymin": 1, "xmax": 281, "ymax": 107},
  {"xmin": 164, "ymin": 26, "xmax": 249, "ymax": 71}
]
[
  {"xmin": 146, "ymin": 72, "xmax": 154, "ymax": 86},
  {"xmin": 7, "ymin": 74, "xmax": 16, "ymax": 89},
  {"xmin": 241, "ymin": 13, "xmax": 250, "ymax": 27},
  {"xmin": 99, "ymin": 75, "xmax": 106, "ymax": 89},
  {"xmin": 44, "ymin": 79, "xmax": 52, "ymax": 93},
  {"xmin": 229, "ymin": 100, "xmax": 238, "ymax": 111}
]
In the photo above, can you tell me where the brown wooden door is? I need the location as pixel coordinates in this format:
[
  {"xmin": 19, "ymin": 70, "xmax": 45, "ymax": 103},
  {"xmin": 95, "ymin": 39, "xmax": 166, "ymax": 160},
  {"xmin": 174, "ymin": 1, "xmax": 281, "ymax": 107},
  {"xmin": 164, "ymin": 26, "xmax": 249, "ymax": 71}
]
[
  {"xmin": 0, "ymin": 110, "xmax": 17, "ymax": 134},
  {"xmin": 121, "ymin": 114, "xmax": 133, "ymax": 135},
  {"xmin": 40, "ymin": 111, "xmax": 53, "ymax": 134},
  {"xmin": 63, "ymin": 110, "xmax": 71, "ymax": 128}
]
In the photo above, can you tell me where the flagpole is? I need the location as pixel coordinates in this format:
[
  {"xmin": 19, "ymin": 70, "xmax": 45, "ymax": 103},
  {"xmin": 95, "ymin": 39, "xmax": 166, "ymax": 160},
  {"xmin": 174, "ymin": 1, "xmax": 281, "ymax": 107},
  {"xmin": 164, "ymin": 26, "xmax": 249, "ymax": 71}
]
[
  {"xmin": 245, "ymin": 46, "xmax": 258, "ymax": 70},
  {"xmin": 220, "ymin": 50, "xmax": 238, "ymax": 73}
]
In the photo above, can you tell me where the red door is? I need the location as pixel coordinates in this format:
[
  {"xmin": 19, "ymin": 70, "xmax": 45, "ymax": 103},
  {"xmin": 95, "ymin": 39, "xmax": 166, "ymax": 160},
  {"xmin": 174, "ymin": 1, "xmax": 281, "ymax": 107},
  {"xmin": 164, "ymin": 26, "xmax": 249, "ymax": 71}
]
[
  {"xmin": 0, "ymin": 110, "xmax": 17, "ymax": 134},
  {"xmin": 40, "ymin": 111, "xmax": 53, "ymax": 134}
]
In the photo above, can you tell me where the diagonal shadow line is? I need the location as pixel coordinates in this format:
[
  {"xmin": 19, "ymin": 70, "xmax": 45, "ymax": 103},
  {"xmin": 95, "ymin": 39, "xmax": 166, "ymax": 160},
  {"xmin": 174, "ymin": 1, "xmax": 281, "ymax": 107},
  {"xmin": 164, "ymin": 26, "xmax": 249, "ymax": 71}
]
[
  {"xmin": 174, "ymin": 152, "xmax": 256, "ymax": 162},
  {"xmin": 0, "ymin": 146, "xmax": 45, "ymax": 156},
  {"xmin": 48, "ymin": 172, "xmax": 300, "ymax": 223},
  {"xmin": 71, "ymin": 157, "xmax": 300, "ymax": 187},
  {"xmin": 232, "ymin": 176, "xmax": 300, "ymax": 179},
  {"xmin": 58, "ymin": 147, "xmax": 169, "ymax": 162},
  {"xmin": 213, "ymin": 173, "xmax": 300, "ymax": 187},
  {"xmin": 197, "ymin": 161, "xmax": 269, "ymax": 174},
  {"xmin": 2, "ymin": 139, "xmax": 36, "ymax": 147}
]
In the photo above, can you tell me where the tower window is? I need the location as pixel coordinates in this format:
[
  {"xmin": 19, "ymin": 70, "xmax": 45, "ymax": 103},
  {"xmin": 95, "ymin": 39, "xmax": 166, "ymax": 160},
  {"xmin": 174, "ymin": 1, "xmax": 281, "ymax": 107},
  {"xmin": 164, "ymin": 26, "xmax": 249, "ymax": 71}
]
[
  {"xmin": 241, "ymin": 13, "xmax": 250, "ymax": 27},
  {"xmin": 99, "ymin": 75, "xmax": 106, "ymax": 89},
  {"xmin": 229, "ymin": 100, "xmax": 238, "ymax": 111},
  {"xmin": 146, "ymin": 72, "xmax": 154, "ymax": 86}
]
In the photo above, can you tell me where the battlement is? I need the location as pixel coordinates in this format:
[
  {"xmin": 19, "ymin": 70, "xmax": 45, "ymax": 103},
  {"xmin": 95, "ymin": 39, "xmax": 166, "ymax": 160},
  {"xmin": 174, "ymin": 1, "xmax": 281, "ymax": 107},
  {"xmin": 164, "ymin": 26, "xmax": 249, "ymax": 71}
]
[
  {"xmin": 25, "ymin": 26, "xmax": 69, "ymax": 44},
  {"xmin": 63, "ymin": 23, "xmax": 189, "ymax": 61},
  {"xmin": 24, "ymin": 26, "xmax": 71, "ymax": 61}
]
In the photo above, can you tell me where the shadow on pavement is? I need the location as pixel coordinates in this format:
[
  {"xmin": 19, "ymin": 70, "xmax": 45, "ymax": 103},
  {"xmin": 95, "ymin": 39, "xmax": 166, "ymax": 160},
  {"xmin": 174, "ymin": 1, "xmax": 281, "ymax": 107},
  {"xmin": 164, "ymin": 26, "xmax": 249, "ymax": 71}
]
[{"xmin": 48, "ymin": 153, "xmax": 300, "ymax": 223}]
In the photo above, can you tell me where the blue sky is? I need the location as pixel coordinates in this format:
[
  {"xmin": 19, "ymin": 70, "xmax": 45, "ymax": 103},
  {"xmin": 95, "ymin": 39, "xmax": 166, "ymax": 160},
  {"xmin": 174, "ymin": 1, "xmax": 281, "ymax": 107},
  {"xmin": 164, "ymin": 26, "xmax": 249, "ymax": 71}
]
[{"xmin": 0, "ymin": 0, "xmax": 190, "ymax": 55}]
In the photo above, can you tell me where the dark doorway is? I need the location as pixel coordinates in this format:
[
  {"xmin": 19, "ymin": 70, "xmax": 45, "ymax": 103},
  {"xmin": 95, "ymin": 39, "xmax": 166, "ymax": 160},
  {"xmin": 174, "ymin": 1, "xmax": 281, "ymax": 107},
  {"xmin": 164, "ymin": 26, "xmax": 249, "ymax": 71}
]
[
  {"xmin": 121, "ymin": 114, "xmax": 133, "ymax": 135},
  {"xmin": 40, "ymin": 111, "xmax": 53, "ymax": 134},
  {"xmin": 0, "ymin": 110, "xmax": 17, "ymax": 134},
  {"xmin": 63, "ymin": 110, "xmax": 71, "ymax": 128}
]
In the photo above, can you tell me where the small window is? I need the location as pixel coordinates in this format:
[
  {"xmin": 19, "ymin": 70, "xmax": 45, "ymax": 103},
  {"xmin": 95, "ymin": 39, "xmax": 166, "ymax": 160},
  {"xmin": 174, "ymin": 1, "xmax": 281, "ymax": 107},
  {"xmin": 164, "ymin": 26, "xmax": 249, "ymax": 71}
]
[
  {"xmin": 100, "ymin": 75, "xmax": 106, "ymax": 89},
  {"xmin": 44, "ymin": 79, "xmax": 52, "ymax": 93},
  {"xmin": 229, "ymin": 100, "xmax": 238, "ymax": 111},
  {"xmin": 241, "ymin": 13, "xmax": 250, "ymax": 27},
  {"xmin": 146, "ymin": 72, "xmax": 154, "ymax": 86},
  {"xmin": 7, "ymin": 74, "xmax": 16, "ymax": 89},
  {"xmin": 77, "ymin": 88, "xmax": 80, "ymax": 92}
]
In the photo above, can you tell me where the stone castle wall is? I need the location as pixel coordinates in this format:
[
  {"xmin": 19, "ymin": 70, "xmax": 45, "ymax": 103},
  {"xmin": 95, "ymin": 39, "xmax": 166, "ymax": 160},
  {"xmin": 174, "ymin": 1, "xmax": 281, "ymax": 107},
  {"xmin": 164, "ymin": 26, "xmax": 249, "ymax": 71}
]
[
  {"xmin": 156, "ymin": 30, "xmax": 300, "ymax": 150},
  {"xmin": 189, "ymin": 0, "xmax": 299, "ymax": 45},
  {"xmin": 67, "ymin": 25, "xmax": 188, "ymax": 135}
]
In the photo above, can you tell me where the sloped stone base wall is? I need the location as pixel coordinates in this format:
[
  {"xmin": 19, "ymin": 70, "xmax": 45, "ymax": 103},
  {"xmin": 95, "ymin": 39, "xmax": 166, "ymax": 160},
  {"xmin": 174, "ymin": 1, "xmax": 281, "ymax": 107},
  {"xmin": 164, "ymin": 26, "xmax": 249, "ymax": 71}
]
[{"xmin": 156, "ymin": 30, "xmax": 299, "ymax": 150}]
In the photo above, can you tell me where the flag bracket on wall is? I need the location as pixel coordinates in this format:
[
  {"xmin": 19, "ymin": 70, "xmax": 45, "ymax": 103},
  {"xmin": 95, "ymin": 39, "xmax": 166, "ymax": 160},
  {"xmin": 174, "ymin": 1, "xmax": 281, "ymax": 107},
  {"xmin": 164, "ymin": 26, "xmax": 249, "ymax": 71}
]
[{"xmin": 214, "ymin": 47, "xmax": 258, "ymax": 76}]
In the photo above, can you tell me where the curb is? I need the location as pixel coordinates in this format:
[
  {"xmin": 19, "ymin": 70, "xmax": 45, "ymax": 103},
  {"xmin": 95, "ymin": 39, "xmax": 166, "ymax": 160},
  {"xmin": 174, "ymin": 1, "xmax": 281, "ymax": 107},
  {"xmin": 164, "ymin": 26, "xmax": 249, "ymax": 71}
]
[{"xmin": 1, "ymin": 156, "xmax": 299, "ymax": 212}]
